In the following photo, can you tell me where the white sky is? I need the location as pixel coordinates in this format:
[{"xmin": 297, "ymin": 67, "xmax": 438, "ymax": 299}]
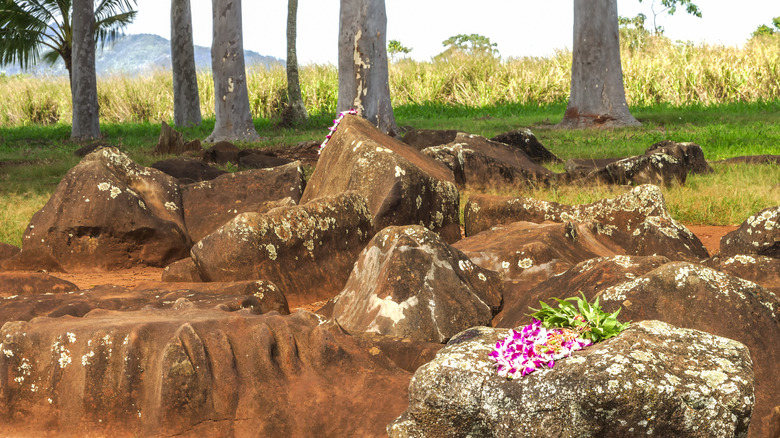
[{"xmin": 126, "ymin": 0, "xmax": 779, "ymax": 65}]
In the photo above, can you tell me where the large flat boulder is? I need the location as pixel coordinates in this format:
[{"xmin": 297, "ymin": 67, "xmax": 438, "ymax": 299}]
[
  {"xmin": 720, "ymin": 206, "xmax": 779, "ymax": 259},
  {"xmin": 464, "ymin": 185, "xmax": 708, "ymax": 262},
  {"xmin": 181, "ymin": 162, "xmax": 304, "ymax": 242},
  {"xmin": 331, "ymin": 225, "xmax": 502, "ymax": 343},
  {"xmin": 0, "ymin": 309, "xmax": 426, "ymax": 437},
  {"xmin": 191, "ymin": 192, "xmax": 374, "ymax": 307},
  {"xmin": 301, "ymin": 115, "xmax": 461, "ymax": 243},
  {"xmin": 8, "ymin": 148, "xmax": 191, "ymax": 271},
  {"xmin": 388, "ymin": 320, "xmax": 754, "ymax": 437},
  {"xmin": 421, "ymin": 133, "xmax": 552, "ymax": 189}
]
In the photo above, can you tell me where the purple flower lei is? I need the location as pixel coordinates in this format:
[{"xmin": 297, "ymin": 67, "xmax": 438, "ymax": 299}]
[
  {"xmin": 319, "ymin": 109, "xmax": 358, "ymax": 154},
  {"xmin": 489, "ymin": 318, "xmax": 592, "ymax": 379}
]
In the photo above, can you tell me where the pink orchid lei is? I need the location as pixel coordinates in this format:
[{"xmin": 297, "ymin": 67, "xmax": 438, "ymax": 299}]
[
  {"xmin": 489, "ymin": 318, "xmax": 592, "ymax": 379},
  {"xmin": 319, "ymin": 109, "xmax": 358, "ymax": 154}
]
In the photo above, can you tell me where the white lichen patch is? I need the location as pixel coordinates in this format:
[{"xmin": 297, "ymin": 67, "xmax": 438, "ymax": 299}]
[
  {"xmin": 724, "ymin": 255, "xmax": 756, "ymax": 265},
  {"xmin": 265, "ymin": 244, "xmax": 277, "ymax": 260},
  {"xmin": 517, "ymin": 258, "xmax": 534, "ymax": 269},
  {"xmin": 164, "ymin": 201, "xmax": 178, "ymax": 211},
  {"xmin": 601, "ymin": 277, "xmax": 651, "ymax": 301},
  {"xmin": 395, "ymin": 166, "xmax": 406, "ymax": 177}
]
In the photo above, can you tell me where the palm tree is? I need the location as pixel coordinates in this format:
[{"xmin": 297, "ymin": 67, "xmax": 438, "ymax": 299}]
[{"xmin": 0, "ymin": 0, "xmax": 137, "ymax": 85}]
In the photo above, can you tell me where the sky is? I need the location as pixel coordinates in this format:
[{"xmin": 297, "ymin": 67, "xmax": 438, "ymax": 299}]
[{"xmin": 126, "ymin": 1, "xmax": 779, "ymax": 65}]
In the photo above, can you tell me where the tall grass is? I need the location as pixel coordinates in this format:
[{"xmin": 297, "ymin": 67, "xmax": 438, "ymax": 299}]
[{"xmin": 1, "ymin": 36, "xmax": 779, "ymax": 127}]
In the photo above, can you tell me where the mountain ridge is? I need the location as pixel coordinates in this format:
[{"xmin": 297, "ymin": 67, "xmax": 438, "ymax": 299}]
[{"xmin": 0, "ymin": 33, "xmax": 283, "ymax": 77}]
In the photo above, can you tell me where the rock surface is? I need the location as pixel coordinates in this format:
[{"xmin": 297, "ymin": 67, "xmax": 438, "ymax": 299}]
[
  {"xmin": 464, "ymin": 185, "xmax": 709, "ymax": 261},
  {"xmin": 150, "ymin": 157, "xmax": 226, "ymax": 184},
  {"xmin": 331, "ymin": 225, "xmax": 502, "ymax": 343},
  {"xmin": 0, "ymin": 272, "xmax": 78, "ymax": 297},
  {"xmin": 646, "ymin": 140, "xmax": 712, "ymax": 174},
  {"xmin": 0, "ymin": 309, "xmax": 421, "ymax": 437},
  {"xmin": 491, "ymin": 128, "xmax": 561, "ymax": 164},
  {"xmin": 720, "ymin": 206, "xmax": 779, "ymax": 259},
  {"xmin": 9, "ymin": 148, "xmax": 191, "ymax": 271},
  {"xmin": 181, "ymin": 162, "xmax": 304, "ymax": 242},
  {"xmin": 421, "ymin": 133, "xmax": 552, "ymax": 189},
  {"xmin": 583, "ymin": 153, "xmax": 688, "ymax": 186},
  {"xmin": 704, "ymin": 254, "xmax": 780, "ymax": 294},
  {"xmin": 0, "ymin": 242, "xmax": 20, "ymax": 264},
  {"xmin": 388, "ymin": 320, "xmax": 754, "ymax": 438},
  {"xmin": 301, "ymin": 115, "xmax": 461, "ymax": 243},
  {"xmin": 191, "ymin": 192, "xmax": 374, "ymax": 307}
]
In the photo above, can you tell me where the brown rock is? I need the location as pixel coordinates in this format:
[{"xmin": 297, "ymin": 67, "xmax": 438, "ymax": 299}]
[
  {"xmin": 716, "ymin": 155, "xmax": 780, "ymax": 165},
  {"xmin": 491, "ymin": 128, "xmax": 562, "ymax": 164},
  {"xmin": 564, "ymin": 157, "xmax": 621, "ymax": 178},
  {"xmin": 13, "ymin": 147, "xmax": 191, "ymax": 271},
  {"xmin": 422, "ymin": 133, "xmax": 552, "ymax": 190},
  {"xmin": 703, "ymin": 254, "xmax": 780, "ymax": 294},
  {"xmin": 154, "ymin": 121, "xmax": 184, "ymax": 155},
  {"xmin": 301, "ymin": 115, "xmax": 461, "ymax": 243},
  {"xmin": 400, "ymin": 129, "xmax": 461, "ymax": 150},
  {"xmin": 237, "ymin": 150, "xmax": 293, "ymax": 169},
  {"xmin": 720, "ymin": 206, "xmax": 779, "ymax": 259},
  {"xmin": 181, "ymin": 162, "xmax": 304, "ymax": 242},
  {"xmin": 331, "ymin": 225, "xmax": 502, "ymax": 343},
  {"xmin": 150, "ymin": 157, "xmax": 226, "ymax": 184},
  {"xmin": 161, "ymin": 257, "xmax": 202, "ymax": 282},
  {"xmin": 0, "ymin": 242, "xmax": 20, "ymax": 264},
  {"xmin": 203, "ymin": 140, "xmax": 240, "ymax": 164},
  {"xmin": 464, "ymin": 185, "xmax": 709, "ymax": 261},
  {"xmin": 646, "ymin": 140, "xmax": 712, "ymax": 174},
  {"xmin": 191, "ymin": 192, "xmax": 374, "ymax": 307},
  {"xmin": 0, "ymin": 272, "xmax": 78, "ymax": 297},
  {"xmin": 0, "ymin": 310, "xmax": 420, "ymax": 437},
  {"xmin": 583, "ymin": 153, "xmax": 688, "ymax": 186}
]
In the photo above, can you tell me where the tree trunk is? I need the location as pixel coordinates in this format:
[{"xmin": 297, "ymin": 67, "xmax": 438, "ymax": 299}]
[
  {"xmin": 71, "ymin": 0, "xmax": 100, "ymax": 140},
  {"xmin": 205, "ymin": 0, "xmax": 259, "ymax": 142},
  {"xmin": 337, "ymin": 0, "xmax": 396, "ymax": 136},
  {"xmin": 171, "ymin": 0, "xmax": 202, "ymax": 127},
  {"xmin": 558, "ymin": 0, "xmax": 640, "ymax": 129},
  {"xmin": 283, "ymin": 0, "xmax": 307, "ymax": 125}
]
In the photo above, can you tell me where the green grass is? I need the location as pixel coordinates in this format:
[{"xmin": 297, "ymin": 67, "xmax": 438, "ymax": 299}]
[{"xmin": 2, "ymin": 101, "xmax": 779, "ymax": 247}]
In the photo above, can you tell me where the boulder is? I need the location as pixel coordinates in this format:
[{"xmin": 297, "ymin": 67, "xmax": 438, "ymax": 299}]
[
  {"xmin": 11, "ymin": 147, "xmax": 191, "ymax": 271},
  {"xmin": 400, "ymin": 129, "xmax": 461, "ymax": 150},
  {"xmin": 592, "ymin": 262, "xmax": 779, "ymax": 438},
  {"xmin": 265, "ymin": 140, "xmax": 321, "ymax": 166},
  {"xmin": 464, "ymin": 185, "xmax": 709, "ymax": 261},
  {"xmin": 565, "ymin": 157, "xmax": 621, "ymax": 178},
  {"xmin": 453, "ymin": 221, "xmax": 625, "ymax": 285},
  {"xmin": 704, "ymin": 254, "xmax": 780, "ymax": 294},
  {"xmin": 0, "ymin": 272, "xmax": 78, "ymax": 297},
  {"xmin": 491, "ymin": 128, "xmax": 562, "ymax": 164},
  {"xmin": 191, "ymin": 192, "xmax": 374, "ymax": 307},
  {"xmin": 716, "ymin": 155, "xmax": 780, "ymax": 165},
  {"xmin": 202, "ymin": 141, "xmax": 240, "ymax": 164},
  {"xmin": 150, "ymin": 157, "xmax": 226, "ymax": 184},
  {"xmin": 388, "ymin": 320, "xmax": 754, "ymax": 438},
  {"xmin": 0, "ymin": 281, "xmax": 288, "ymax": 327},
  {"xmin": 583, "ymin": 153, "xmax": 688, "ymax": 186},
  {"xmin": 720, "ymin": 206, "xmax": 779, "ymax": 259},
  {"xmin": 330, "ymin": 225, "xmax": 503, "ymax": 343},
  {"xmin": 181, "ymin": 162, "xmax": 304, "ymax": 243},
  {"xmin": 154, "ymin": 121, "xmax": 201, "ymax": 155},
  {"xmin": 0, "ymin": 242, "xmax": 20, "ymax": 264},
  {"xmin": 237, "ymin": 150, "xmax": 293, "ymax": 169},
  {"xmin": 301, "ymin": 115, "xmax": 461, "ymax": 243},
  {"xmin": 0, "ymin": 309, "xmax": 423, "ymax": 437},
  {"xmin": 421, "ymin": 133, "xmax": 552, "ymax": 189},
  {"xmin": 496, "ymin": 255, "xmax": 670, "ymax": 328},
  {"xmin": 646, "ymin": 140, "xmax": 712, "ymax": 174},
  {"xmin": 161, "ymin": 257, "xmax": 202, "ymax": 282}
]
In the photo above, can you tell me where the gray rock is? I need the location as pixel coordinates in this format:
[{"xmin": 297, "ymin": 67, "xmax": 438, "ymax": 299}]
[
  {"xmin": 388, "ymin": 320, "xmax": 754, "ymax": 438},
  {"xmin": 331, "ymin": 225, "xmax": 502, "ymax": 343}
]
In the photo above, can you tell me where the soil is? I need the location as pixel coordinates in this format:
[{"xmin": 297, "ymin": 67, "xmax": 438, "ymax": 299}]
[{"xmin": 47, "ymin": 226, "xmax": 739, "ymax": 301}]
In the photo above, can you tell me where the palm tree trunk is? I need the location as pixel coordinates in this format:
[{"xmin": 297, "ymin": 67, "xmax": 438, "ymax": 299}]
[
  {"xmin": 205, "ymin": 0, "xmax": 259, "ymax": 143},
  {"xmin": 71, "ymin": 0, "xmax": 101, "ymax": 140},
  {"xmin": 171, "ymin": 0, "xmax": 202, "ymax": 127},
  {"xmin": 337, "ymin": 0, "xmax": 396, "ymax": 136},
  {"xmin": 284, "ymin": 0, "xmax": 307, "ymax": 124}
]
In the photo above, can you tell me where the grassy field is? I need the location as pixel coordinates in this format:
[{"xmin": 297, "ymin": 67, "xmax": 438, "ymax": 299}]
[{"xmin": 1, "ymin": 37, "xmax": 779, "ymax": 247}]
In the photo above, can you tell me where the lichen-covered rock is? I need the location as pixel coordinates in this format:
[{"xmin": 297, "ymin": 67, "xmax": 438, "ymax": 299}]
[
  {"xmin": 388, "ymin": 320, "xmax": 754, "ymax": 438},
  {"xmin": 490, "ymin": 128, "xmax": 561, "ymax": 164},
  {"xmin": 464, "ymin": 185, "xmax": 708, "ymax": 261},
  {"xmin": 0, "ymin": 309, "xmax": 422, "ymax": 437},
  {"xmin": 0, "ymin": 280, "xmax": 288, "ymax": 327},
  {"xmin": 496, "ymin": 255, "xmax": 670, "ymax": 328},
  {"xmin": 301, "ymin": 115, "xmax": 461, "ymax": 243},
  {"xmin": 453, "ymin": 221, "xmax": 626, "ymax": 285},
  {"xmin": 720, "ymin": 206, "xmax": 779, "ymax": 259},
  {"xmin": 421, "ymin": 133, "xmax": 552, "ymax": 189},
  {"xmin": 704, "ymin": 254, "xmax": 780, "ymax": 295},
  {"xmin": 11, "ymin": 147, "xmax": 191, "ymax": 271},
  {"xmin": 0, "ymin": 272, "xmax": 78, "ymax": 297},
  {"xmin": 595, "ymin": 262, "xmax": 780, "ymax": 438},
  {"xmin": 181, "ymin": 163, "xmax": 304, "ymax": 242},
  {"xmin": 646, "ymin": 140, "xmax": 713, "ymax": 175},
  {"xmin": 191, "ymin": 192, "xmax": 374, "ymax": 307},
  {"xmin": 331, "ymin": 225, "xmax": 502, "ymax": 343},
  {"xmin": 583, "ymin": 153, "xmax": 688, "ymax": 186}
]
